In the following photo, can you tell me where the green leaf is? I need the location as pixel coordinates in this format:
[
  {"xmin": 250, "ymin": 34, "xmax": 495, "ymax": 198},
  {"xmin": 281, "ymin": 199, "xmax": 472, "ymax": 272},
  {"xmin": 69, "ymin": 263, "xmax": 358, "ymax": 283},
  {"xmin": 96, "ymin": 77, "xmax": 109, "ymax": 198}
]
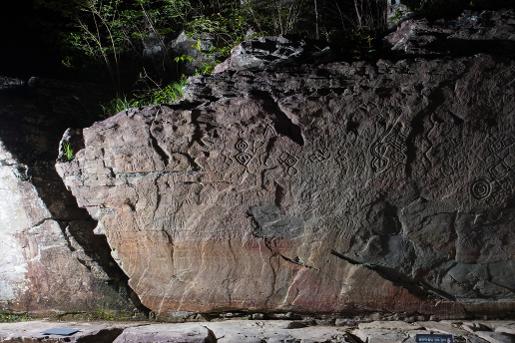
[{"xmin": 64, "ymin": 143, "xmax": 74, "ymax": 161}]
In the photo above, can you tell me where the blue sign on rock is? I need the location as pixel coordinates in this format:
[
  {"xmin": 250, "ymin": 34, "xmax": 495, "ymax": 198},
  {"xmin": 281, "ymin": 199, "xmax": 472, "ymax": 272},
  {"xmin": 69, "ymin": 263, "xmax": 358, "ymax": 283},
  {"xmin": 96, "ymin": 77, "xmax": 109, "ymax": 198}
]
[{"xmin": 416, "ymin": 334, "xmax": 454, "ymax": 343}]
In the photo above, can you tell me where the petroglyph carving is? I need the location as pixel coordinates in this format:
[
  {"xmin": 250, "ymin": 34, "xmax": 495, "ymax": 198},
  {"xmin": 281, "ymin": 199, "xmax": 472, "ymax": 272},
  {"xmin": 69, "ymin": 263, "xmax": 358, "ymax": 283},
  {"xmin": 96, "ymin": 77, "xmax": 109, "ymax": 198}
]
[
  {"xmin": 235, "ymin": 152, "xmax": 253, "ymax": 166},
  {"xmin": 489, "ymin": 136, "xmax": 515, "ymax": 155},
  {"xmin": 56, "ymin": 50, "xmax": 515, "ymax": 319},
  {"xmin": 371, "ymin": 142, "xmax": 389, "ymax": 174},
  {"xmin": 471, "ymin": 179, "xmax": 492, "ymax": 200},
  {"xmin": 279, "ymin": 152, "xmax": 299, "ymax": 176},
  {"xmin": 235, "ymin": 139, "xmax": 250, "ymax": 152},
  {"xmin": 370, "ymin": 124, "xmax": 408, "ymax": 174},
  {"xmin": 481, "ymin": 135, "xmax": 515, "ymax": 202},
  {"xmin": 310, "ymin": 148, "xmax": 331, "ymax": 163}
]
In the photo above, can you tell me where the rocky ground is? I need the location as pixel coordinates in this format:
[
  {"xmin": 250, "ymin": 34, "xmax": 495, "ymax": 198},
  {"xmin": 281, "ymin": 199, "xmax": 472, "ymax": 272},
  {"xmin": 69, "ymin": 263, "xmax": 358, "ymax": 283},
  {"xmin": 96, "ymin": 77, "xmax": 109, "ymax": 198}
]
[{"xmin": 0, "ymin": 319, "xmax": 514, "ymax": 342}]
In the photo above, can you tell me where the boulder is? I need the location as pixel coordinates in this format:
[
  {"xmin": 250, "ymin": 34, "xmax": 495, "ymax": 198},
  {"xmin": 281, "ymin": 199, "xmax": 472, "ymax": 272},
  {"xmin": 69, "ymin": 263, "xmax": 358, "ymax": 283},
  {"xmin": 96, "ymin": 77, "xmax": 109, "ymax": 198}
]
[
  {"xmin": 169, "ymin": 31, "xmax": 217, "ymax": 76},
  {"xmin": 387, "ymin": 1, "xmax": 414, "ymax": 30},
  {"xmin": 213, "ymin": 36, "xmax": 307, "ymax": 74},
  {"xmin": 0, "ymin": 78, "xmax": 139, "ymax": 315},
  {"xmin": 57, "ymin": 47, "xmax": 515, "ymax": 319}
]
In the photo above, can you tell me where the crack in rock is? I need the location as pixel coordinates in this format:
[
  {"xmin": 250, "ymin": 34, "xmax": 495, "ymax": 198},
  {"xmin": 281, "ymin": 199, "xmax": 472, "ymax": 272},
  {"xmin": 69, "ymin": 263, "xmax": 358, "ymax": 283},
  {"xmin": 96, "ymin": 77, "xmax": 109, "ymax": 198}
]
[{"xmin": 330, "ymin": 250, "xmax": 456, "ymax": 301}]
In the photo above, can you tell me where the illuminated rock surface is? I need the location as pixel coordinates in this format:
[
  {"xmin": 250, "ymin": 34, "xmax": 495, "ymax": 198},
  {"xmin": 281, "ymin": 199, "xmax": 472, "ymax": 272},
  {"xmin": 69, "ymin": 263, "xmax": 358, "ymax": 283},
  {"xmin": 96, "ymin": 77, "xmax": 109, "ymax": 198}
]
[
  {"xmin": 57, "ymin": 50, "xmax": 515, "ymax": 318},
  {"xmin": 0, "ymin": 77, "xmax": 136, "ymax": 314},
  {"xmin": 1, "ymin": 9, "xmax": 514, "ymax": 319},
  {"xmin": 1, "ymin": 320, "xmax": 514, "ymax": 342}
]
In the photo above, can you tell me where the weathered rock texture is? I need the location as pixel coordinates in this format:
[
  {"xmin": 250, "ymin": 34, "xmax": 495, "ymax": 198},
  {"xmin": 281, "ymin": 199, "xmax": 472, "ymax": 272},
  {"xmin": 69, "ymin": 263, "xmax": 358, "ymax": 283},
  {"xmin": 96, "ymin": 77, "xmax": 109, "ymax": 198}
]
[
  {"xmin": 0, "ymin": 78, "xmax": 139, "ymax": 315},
  {"xmin": 56, "ymin": 11, "xmax": 515, "ymax": 319},
  {"xmin": 213, "ymin": 36, "xmax": 308, "ymax": 74},
  {"xmin": 2, "ymin": 319, "xmax": 514, "ymax": 343},
  {"xmin": 0, "ymin": 321, "xmax": 133, "ymax": 343},
  {"xmin": 57, "ymin": 48, "xmax": 515, "ymax": 319}
]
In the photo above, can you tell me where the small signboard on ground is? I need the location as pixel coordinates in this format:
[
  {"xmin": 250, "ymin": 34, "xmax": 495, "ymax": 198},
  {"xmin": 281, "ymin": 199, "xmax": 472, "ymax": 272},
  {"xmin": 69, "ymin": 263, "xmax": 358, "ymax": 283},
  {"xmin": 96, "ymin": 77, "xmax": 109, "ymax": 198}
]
[{"xmin": 416, "ymin": 334, "xmax": 454, "ymax": 343}]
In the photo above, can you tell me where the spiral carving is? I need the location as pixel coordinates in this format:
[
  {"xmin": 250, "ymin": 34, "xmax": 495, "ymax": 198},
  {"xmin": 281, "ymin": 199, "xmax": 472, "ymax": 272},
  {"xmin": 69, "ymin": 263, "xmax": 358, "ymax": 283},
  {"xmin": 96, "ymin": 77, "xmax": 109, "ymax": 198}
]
[{"xmin": 471, "ymin": 179, "xmax": 492, "ymax": 200}]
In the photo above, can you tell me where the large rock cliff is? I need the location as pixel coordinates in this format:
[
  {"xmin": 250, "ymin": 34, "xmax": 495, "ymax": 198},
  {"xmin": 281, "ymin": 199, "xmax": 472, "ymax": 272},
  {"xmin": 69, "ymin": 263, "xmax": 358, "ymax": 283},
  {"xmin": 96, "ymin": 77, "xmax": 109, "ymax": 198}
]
[{"xmin": 56, "ymin": 10, "xmax": 515, "ymax": 319}]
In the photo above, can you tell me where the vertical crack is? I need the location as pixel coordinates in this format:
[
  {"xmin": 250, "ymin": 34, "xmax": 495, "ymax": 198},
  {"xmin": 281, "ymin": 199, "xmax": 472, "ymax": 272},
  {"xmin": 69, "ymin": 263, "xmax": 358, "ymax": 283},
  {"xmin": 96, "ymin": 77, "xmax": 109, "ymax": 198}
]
[
  {"xmin": 149, "ymin": 110, "xmax": 171, "ymax": 166},
  {"xmin": 251, "ymin": 90, "xmax": 305, "ymax": 146},
  {"xmin": 274, "ymin": 182, "xmax": 285, "ymax": 209}
]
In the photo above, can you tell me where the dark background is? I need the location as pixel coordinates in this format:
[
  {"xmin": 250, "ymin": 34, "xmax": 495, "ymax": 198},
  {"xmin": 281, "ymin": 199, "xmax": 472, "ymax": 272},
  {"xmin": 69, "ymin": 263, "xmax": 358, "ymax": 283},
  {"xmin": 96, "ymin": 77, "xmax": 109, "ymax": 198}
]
[
  {"xmin": 0, "ymin": 0, "xmax": 72, "ymax": 79},
  {"xmin": 1, "ymin": 0, "xmax": 514, "ymax": 80}
]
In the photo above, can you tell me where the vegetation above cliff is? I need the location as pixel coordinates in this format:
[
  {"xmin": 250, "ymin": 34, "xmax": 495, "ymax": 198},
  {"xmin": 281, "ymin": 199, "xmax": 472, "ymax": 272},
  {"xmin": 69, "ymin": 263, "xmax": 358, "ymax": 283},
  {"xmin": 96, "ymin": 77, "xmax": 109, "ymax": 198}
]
[
  {"xmin": 1, "ymin": 0, "xmax": 513, "ymax": 114},
  {"xmin": 26, "ymin": 0, "xmax": 391, "ymax": 113}
]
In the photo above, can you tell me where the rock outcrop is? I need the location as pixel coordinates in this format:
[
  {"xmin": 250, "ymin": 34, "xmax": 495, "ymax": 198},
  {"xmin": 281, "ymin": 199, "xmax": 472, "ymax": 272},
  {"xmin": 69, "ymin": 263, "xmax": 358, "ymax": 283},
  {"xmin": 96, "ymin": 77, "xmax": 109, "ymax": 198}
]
[
  {"xmin": 57, "ymin": 42, "xmax": 515, "ymax": 323},
  {"xmin": 213, "ymin": 36, "xmax": 309, "ymax": 74},
  {"xmin": 0, "ymin": 78, "xmax": 140, "ymax": 315},
  {"xmin": 54, "ymin": 10, "xmax": 515, "ymax": 319}
]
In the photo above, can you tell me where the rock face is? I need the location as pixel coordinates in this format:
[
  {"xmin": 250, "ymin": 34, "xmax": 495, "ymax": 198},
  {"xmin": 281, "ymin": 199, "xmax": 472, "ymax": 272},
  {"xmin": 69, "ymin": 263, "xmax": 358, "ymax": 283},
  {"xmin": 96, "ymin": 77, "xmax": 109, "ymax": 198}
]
[
  {"xmin": 57, "ymin": 46, "xmax": 515, "ymax": 318},
  {"xmin": 0, "ymin": 78, "xmax": 138, "ymax": 315}
]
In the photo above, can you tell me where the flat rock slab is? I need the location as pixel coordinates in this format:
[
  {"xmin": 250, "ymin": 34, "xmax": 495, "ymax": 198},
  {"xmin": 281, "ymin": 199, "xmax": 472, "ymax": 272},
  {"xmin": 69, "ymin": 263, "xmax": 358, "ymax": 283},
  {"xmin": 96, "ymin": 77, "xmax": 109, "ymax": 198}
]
[
  {"xmin": 357, "ymin": 320, "xmax": 425, "ymax": 331},
  {"xmin": 114, "ymin": 323, "xmax": 216, "ymax": 343},
  {"xmin": 495, "ymin": 323, "xmax": 515, "ymax": 335},
  {"xmin": 474, "ymin": 331, "xmax": 515, "ymax": 343},
  {"xmin": 1, "ymin": 320, "xmax": 514, "ymax": 343},
  {"xmin": 353, "ymin": 328, "xmax": 433, "ymax": 343},
  {"xmin": 0, "ymin": 321, "xmax": 139, "ymax": 342},
  {"xmin": 115, "ymin": 320, "xmax": 352, "ymax": 343},
  {"xmin": 0, "ymin": 320, "xmax": 354, "ymax": 343},
  {"xmin": 415, "ymin": 321, "xmax": 471, "ymax": 336}
]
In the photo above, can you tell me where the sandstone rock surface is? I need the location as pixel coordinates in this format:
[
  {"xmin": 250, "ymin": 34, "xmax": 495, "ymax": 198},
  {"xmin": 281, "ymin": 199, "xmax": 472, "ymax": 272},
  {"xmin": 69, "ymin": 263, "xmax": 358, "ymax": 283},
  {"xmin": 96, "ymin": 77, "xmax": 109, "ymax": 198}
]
[
  {"xmin": 2, "ymin": 319, "xmax": 514, "ymax": 343},
  {"xmin": 0, "ymin": 321, "xmax": 135, "ymax": 343},
  {"xmin": 57, "ymin": 44, "xmax": 515, "ymax": 319},
  {"xmin": 0, "ymin": 78, "xmax": 138, "ymax": 314},
  {"xmin": 115, "ymin": 320, "xmax": 350, "ymax": 343}
]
